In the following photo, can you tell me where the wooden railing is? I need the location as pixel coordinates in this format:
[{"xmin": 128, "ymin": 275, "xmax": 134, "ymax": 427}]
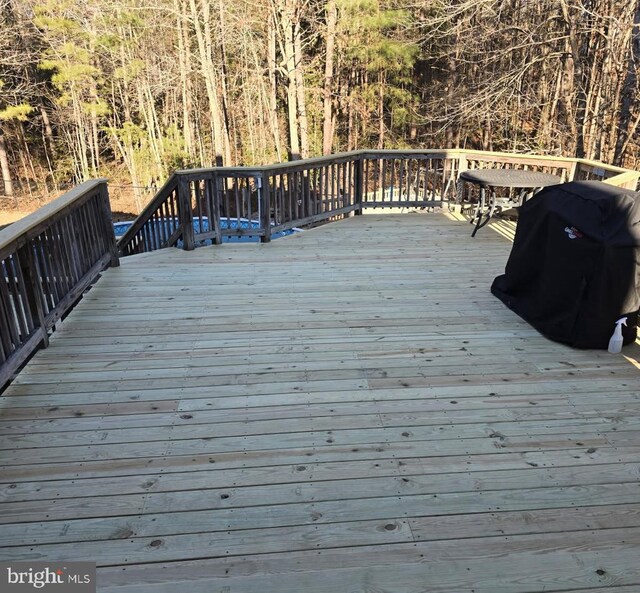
[
  {"xmin": 117, "ymin": 175, "xmax": 184, "ymax": 256},
  {"xmin": 117, "ymin": 149, "xmax": 640, "ymax": 255},
  {"xmin": 1, "ymin": 150, "xmax": 636, "ymax": 385},
  {"xmin": 0, "ymin": 180, "xmax": 119, "ymax": 387}
]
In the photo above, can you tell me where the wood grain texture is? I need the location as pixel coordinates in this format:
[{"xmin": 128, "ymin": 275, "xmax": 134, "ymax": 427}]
[{"xmin": 1, "ymin": 213, "xmax": 639, "ymax": 592}]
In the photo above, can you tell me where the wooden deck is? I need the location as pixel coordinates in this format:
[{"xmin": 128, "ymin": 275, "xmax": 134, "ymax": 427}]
[{"xmin": 1, "ymin": 213, "xmax": 640, "ymax": 592}]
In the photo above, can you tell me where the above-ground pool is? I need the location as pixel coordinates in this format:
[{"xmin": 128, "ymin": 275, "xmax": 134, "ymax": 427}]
[{"xmin": 114, "ymin": 217, "xmax": 301, "ymax": 245}]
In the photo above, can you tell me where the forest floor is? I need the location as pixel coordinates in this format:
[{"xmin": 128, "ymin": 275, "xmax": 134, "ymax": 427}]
[{"xmin": 0, "ymin": 188, "xmax": 143, "ymax": 229}]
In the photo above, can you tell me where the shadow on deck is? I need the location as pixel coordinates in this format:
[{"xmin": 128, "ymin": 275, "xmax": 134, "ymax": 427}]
[{"xmin": 1, "ymin": 213, "xmax": 640, "ymax": 592}]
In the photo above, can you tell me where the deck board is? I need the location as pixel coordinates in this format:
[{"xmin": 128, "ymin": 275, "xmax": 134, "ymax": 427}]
[{"xmin": 1, "ymin": 213, "xmax": 639, "ymax": 592}]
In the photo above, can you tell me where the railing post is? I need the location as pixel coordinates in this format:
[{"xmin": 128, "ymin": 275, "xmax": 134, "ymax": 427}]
[
  {"xmin": 568, "ymin": 159, "xmax": 578, "ymax": 182},
  {"xmin": 354, "ymin": 155, "xmax": 364, "ymax": 215},
  {"xmin": 98, "ymin": 182, "xmax": 120, "ymax": 267},
  {"xmin": 456, "ymin": 152, "xmax": 468, "ymax": 206},
  {"xmin": 177, "ymin": 176, "xmax": 195, "ymax": 251},
  {"xmin": 260, "ymin": 172, "xmax": 272, "ymax": 243},
  {"xmin": 210, "ymin": 174, "xmax": 223, "ymax": 246}
]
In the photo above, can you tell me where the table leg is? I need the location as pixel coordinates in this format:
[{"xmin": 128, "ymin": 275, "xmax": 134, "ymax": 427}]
[
  {"xmin": 470, "ymin": 186, "xmax": 483, "ymax": 226},
  {"xmin": 471, "ymin": 186, "xmax": 496, "ymax": 237}
]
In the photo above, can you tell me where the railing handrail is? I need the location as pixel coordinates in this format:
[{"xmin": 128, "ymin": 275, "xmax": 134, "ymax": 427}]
[
  {"xmin": 174, "ymin": 149, "xmax": 636, "ymax": 176},
  {"xmin": 0, "ymin": 179, "xmax": 107, "ymax": 256},
  {"xmin": 601, "ymin": 170, "xmax": 640, "ymax": 188},
  {"xmin": 116, "ymin": 173, "xmax": 179, "ymax": 249},
  {"xmin": 116, "ymin": 148, "xmax": 639, "ymax": 258},
  {"xmin": 1, "ymin": 179, "xmax": 118, "ymax": 389}
]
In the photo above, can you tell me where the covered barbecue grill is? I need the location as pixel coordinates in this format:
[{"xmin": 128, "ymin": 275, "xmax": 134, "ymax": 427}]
[{"xmin": 491, "ymin": 180, "xmax": 640, "ymax": 349}]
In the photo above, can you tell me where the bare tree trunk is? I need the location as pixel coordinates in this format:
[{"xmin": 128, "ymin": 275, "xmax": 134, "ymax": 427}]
[
  {"xmin": 189, "ymin": 0, "xmax": 228, "ymax": 165},
  {"xmin": 613, "ymin": 1, "xmax": 639, "ymax": 164},
  {"xmin": 377, "ymin": 73, "xmax": 385, "ymax": 149},
  {"xmin": 217, "ymin": 0, "xmax": 233, "ymax": 165},
  {"xmin": 0, "ymin": 131, "xmax": 14, "ymax": 200},
  {"xmin": 176, "ymin": 0, "xmax": 195, "ymax": 159},
  {"xmin": 347, "ymin": 67, "xmax": 355, "ymax": 151},
  {"xmin": 293, "ymin": 21, "xmax": 309, "ymax": 159},
  {"xmin": 267, "ymin": 16, "xmax": 283, "ymax": 160},
  {"xmin": 279, "ymin": 0, "xmax": 300, "ymax": 159},
  {"xmin": 70, "ymin": 85, "xmax": 90, "ymax": 180},
  {"xmin": 40, "ymin": 105, "xmax": 54, "ymax": 150},
  {"xmin": 322, "ymin": 0, "xmax": 337, "ymax": 155}
]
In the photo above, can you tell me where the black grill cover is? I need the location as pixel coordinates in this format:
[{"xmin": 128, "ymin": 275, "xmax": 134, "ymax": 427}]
[{"xmin": 491, "ymin": 181, "xmax": 640, "ymax": 349}]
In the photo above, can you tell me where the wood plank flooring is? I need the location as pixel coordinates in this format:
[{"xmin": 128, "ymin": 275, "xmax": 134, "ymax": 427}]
[{"xmin": 1, "ymin": 213, "xmax": 640, "ymax": 592}]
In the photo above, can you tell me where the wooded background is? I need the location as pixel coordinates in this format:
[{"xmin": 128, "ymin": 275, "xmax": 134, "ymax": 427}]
[{"xmin": 1, "ymin": 0, "xmax": 639, "ymax": 211}]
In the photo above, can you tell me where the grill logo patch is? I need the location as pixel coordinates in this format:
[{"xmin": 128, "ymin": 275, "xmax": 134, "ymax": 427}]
[{"xmin": 564, "ymin": 226, "xmax": 583, "ymax": 239}]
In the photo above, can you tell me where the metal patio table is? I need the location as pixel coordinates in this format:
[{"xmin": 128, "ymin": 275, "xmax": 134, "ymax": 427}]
[{"xmin": 460, "ymin": 169, "xmax": 562, "ymax": 237}]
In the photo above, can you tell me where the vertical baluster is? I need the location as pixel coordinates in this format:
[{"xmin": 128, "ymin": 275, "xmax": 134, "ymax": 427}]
[
  {"xmin": 17, "ymin": 242, "xmax": 49, "ymax": 348},
  {"xmin": 250, "ymin": 176, "xmax": 257, "ymax": 224},
  {"xmin": 161, "ymin": 199, "xmax": 172, "ymax": 246},
  {"xmin": 201, "ymin": 177, "xmax": 211, "ymax": 229},
  {"xmin": 194, "ymin": 181, "xmax": 204, "ymax": 239},
  {"xmin": 336, "ymin": 163, "xmax": 341, "ymax": 213},
  {"xmin": 89, "ymin": 196, "xmax": 108, "ymax": 261},
  {"xmin": 287, "ymin": 172, "xmax": 293, "ymax": 224},
  {"xmin": 232, "ymin": 178, "xmax": 241, "ymax": 229},
  {"xmin": 274, "ymin": 175, "xmax": 281, "ymax": 225},
  {"xmin": 303, "ymin": 170, "xmax": 310, "ymax": 218},
  {"xmin": 355, "ymin": 157, "xmax": 363, "ymax": 215},
  {"xmin": 325, "ymin": 166, "xmax": 330, "ymax": 214},
  {"xmin": 279, "ymin": 173, "xmax": 285, "ymax": 224},
  {"xmin": 33, "ymin": 235, "xmax": 53, "ymax": 314},
  {"xmin": 335, "ymin": 163, "xmax": 340, "ymax": 211},
  {"xmin": 77, "ymin": 200, "xmax": 94, "ymax": 274},
  {"xmin": 59, "ymin": 216, "xmax": 81, "ymax": 287},
  {"xmin": 239, "ymin": 177, "xmax": 246, "ymax": 225},
  {"xmin": 307, "ymin": 169, "xmax": 313, "ymax": 217},
  {"xmin": 325, "ymin": 163, "xmax": 335, "ymax": 212},
  {"xmin": 167, "ymin": 188, "xmax": 179, "ymax": 240},
  {"xmin": 0, "ymin": 260, "xmax": 20, "ymax": 351},
  {"xmin": 160, "ymin": 197, "xmax": 170, "ymax": 245},
  {"xmin": 153, "ymin": 208, "xmax": 163, "ymax": 250},
  {"xmin": 210, "ymin": 175, "xmax": 222, "ymax": 245},
  {"xmin": 202, "ymin": 176, "xmax": 213, "ymax": 244},
  {"xmin": 426, "ymin": 158, "xmax": 433, "ymax": 201},
  {"xmin": 51, "ymin": 222, "xmax": 73, "ymax": 296},
  {"xmin": 42, "ymin": 227, "xmax": 62, "ymax": 302},
  {"xmin": 345, "ymin": 161, "xmax": 351, "ymax": 211},
  {"xmin": 140, "ymin": 216, "xmax": 152, "ymax": 253},
  {"xmin": 317, "ymin": 167, "xmax": 322, "ymax": 215},
  {"xmin": 363, "ymin": 158, "xmax": 369, "ymax": 208},
  {"xmin": 13, "ymin": 254, "xmax": 35, "ymax": 335},
  {"xmin": 0, "ymin": 280, "xmax": 16, "ymax": 358},
  {"xmin": 69, "ymin": 206, "xmax": 86, "ymax": 277},
  {"xmin": 342, "ymin": 161, "xmax": 348, "ymax": 210},
  {"xmin": 5, "ymin": 254, "xmax": 31, "ymax": 339},
  {"xmin": 328, "ymin": 164, "xmax": 333, "ymax": 213},
  {"xmin": 223, "ymin": 176, "xmax": 231, "ymax": 231},
  {"xmin": 327, "ymin": 165, "xmax": 333, "ymax": 213},
  {"xmin": 0, "ymin": 264, "xmax": 9, "ymax": 359},
  {"xmin": 66, "ymin": 207, "xmax": 83, "ymax": 278},
  {"xmin": 317, "ymin": 167, "xmax": 323, "ymax": 215},
  {"xmin": 162, "ymin": 199, "xmax": 173, "ymax": 246}
]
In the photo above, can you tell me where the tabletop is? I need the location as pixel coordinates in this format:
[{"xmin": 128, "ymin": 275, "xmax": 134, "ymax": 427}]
[{"xmin": 460, "ymin": 168, "xmax": 562, "ymax": 189}]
